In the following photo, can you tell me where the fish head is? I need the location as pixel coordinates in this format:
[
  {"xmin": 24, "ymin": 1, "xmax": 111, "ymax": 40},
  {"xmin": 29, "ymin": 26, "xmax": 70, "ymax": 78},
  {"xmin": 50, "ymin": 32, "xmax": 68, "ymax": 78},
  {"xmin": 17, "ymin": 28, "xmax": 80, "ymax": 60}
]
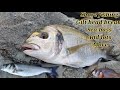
[
  {"xmin": 92, "ymin": 69, "xmax": 103, "ymax": 78},
  {"xmin": 92, "ymin": 69, "xmax": 104, "ymax": 78},
  {"xmin": 1, "ymin": 63, "xmax": 17, "ymax": 73},
  {"xmin": 22, "ymin": 26, "xmax": 64, "ymax": 60}
]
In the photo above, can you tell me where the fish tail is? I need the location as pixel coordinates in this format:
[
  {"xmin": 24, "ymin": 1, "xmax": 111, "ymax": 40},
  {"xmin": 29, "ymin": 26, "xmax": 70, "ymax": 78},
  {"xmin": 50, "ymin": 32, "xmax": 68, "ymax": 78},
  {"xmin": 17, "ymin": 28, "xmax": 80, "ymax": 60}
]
[
  {"xmin": 107, "ymin": 55, "xmax": 119, "ymax": 61},
  {"xmin": 102, "ymin": 46, "xmax": 119, "ymax": 62},
  {"xmin": 46, "ymin": 66, "xmax": 59, "ymax": 78},
  {"xmin": 99, "ymin": 55, "xmax": 118, "ymax": 63}
]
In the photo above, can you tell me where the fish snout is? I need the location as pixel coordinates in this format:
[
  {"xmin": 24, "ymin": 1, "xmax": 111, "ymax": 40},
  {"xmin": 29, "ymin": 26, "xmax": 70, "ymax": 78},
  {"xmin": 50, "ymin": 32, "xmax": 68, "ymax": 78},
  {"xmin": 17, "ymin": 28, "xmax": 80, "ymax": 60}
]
[{"xmin": 22, "ymin": 43, "xmax": 40, "ymax": 51}]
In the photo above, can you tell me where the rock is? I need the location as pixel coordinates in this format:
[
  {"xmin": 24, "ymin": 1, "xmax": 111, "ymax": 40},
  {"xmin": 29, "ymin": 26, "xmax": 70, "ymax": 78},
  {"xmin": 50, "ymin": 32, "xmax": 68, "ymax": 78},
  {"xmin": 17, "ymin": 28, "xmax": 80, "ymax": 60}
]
[{"xmin": 62, "ymin": 67, "xmax": 86, "ymax": 78}]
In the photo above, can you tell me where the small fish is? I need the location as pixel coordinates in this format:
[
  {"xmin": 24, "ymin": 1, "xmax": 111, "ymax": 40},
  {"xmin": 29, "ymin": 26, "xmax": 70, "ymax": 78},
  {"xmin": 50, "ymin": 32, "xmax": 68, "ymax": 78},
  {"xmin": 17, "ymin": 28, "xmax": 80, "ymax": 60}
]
[
  {"xmin": 92, "ymin": 68, "xmax": 120, "ymax": 78},
  {"xmin": 22, "ymin": 25, "xmax": 115, "ymax": 68},
  {"xmin": 1, "ymin": 63, "xmax": 58, "ymax": 77}
]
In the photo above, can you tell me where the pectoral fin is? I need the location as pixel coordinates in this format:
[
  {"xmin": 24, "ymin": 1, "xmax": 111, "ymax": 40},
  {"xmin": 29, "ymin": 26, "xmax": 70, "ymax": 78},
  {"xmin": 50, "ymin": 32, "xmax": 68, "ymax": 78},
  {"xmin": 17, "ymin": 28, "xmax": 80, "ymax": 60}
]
[{"xmin": 67, "ymin": 43, "xmax": 90, "ymax": 55}]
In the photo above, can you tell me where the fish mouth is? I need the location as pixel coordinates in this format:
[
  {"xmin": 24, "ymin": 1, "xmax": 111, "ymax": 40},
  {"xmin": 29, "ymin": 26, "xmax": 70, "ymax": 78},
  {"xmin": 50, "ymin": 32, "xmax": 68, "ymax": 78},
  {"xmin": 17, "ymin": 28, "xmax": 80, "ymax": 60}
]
[{"xmin": 22, "ymin": 43, "xmax": 40, "ymax": 51}]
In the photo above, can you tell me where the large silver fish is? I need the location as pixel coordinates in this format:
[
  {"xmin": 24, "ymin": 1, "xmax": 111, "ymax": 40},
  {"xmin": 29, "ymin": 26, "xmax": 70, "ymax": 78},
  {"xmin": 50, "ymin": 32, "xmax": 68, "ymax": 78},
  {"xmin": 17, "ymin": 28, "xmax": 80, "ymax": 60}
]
[
  {"xmin": 22, "ymin": 25, "xmax": 113, "ymax": 68},
  {"xmin": 1, "ymin": 63, "xmax": 58, "ymax": 77}
]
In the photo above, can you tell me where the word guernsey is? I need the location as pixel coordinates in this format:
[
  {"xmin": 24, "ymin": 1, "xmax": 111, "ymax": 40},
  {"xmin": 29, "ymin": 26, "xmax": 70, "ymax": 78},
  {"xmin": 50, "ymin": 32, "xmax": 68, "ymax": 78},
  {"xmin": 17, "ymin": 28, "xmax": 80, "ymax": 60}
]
[{"xmin": 77, "ymin": 19, "xmax": 120, "ymax": 24}]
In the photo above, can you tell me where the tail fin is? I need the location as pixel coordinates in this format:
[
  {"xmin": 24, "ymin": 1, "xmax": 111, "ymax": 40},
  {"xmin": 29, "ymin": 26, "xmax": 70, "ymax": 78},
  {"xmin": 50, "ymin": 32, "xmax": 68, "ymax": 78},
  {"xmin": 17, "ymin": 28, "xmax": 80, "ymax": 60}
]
[
  {"xmin": 107, "ymin": 55, "xmax": 119, "ymax": 61},
  {"xmin": 99, "ymin": 55, "xmax": 119, "ymax": 63},
  {"xmin": 46, "ymin": 66, "xmax": 59, "ymax": 78},
  {"xmin": 103, "ymin": 46, "xmax": 119, "ymax": 62}
]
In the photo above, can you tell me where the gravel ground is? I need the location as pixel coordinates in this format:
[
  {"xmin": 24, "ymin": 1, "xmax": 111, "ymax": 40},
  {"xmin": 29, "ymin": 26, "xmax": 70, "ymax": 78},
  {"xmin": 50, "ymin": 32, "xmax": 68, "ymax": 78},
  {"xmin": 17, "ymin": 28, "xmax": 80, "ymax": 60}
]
[{"xmin": 0, "ymin": 12, "xmax": 120, "ymax": 78}]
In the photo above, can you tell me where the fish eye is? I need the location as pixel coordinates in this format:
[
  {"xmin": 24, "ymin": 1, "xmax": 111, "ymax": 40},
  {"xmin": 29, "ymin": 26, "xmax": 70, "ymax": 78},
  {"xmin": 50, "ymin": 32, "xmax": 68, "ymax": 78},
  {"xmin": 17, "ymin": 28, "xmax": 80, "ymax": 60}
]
[{"xmin": 40, "ymin": 32, "xmax": 49, "ymax": 39}]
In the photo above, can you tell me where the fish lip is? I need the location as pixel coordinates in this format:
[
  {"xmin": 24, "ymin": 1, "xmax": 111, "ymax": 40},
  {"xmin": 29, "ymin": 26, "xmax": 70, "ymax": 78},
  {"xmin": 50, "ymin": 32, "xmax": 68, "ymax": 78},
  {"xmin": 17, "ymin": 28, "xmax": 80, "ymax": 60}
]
[{"xmin": 22, "ymin": 43, "xmax": 40, "ymax": 51}]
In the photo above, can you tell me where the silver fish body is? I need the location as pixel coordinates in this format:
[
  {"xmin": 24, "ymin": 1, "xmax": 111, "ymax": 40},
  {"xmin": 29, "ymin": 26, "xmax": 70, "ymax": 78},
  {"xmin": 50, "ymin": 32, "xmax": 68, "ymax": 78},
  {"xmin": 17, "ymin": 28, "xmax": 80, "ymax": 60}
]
[
  {"xmin": 1, "ymin": 63, "xmax": 56, "ymax": 77},
  {"xmin": 22, "ymin": 25, "xmax": 107, "ymax": 68}
]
